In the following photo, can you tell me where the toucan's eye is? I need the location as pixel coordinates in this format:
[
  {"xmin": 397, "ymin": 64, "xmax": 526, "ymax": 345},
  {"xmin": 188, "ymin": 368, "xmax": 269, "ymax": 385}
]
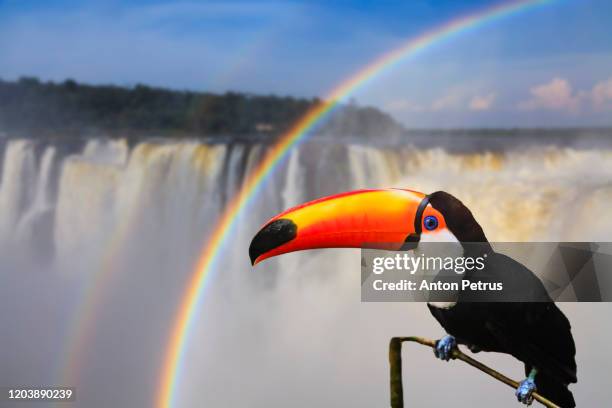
[{"xmin": 423, "ymin": 215, "xmax": 438, "ymax": 231}]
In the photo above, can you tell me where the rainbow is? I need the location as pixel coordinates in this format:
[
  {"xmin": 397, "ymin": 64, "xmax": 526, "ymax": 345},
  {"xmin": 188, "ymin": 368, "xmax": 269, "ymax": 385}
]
[
  {"xmin": 59, "ymin": 142, "xmax": 156, "ymax": 401},
  {"xmin": 157, "ymin": 0, "xmax": 554, "ymax": 406},
  {"xmin": 61, "ymin": 194, "xmax": 146, "ymax": 388}
]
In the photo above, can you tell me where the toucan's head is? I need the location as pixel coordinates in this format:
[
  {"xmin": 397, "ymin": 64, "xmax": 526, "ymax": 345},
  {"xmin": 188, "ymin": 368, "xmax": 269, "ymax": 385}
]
[{"xmin": 249, "ymin": 189, "xmax": 487, "ymax": 265}]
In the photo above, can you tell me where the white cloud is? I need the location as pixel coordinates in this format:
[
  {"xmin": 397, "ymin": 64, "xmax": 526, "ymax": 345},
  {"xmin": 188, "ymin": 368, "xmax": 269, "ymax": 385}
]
[
  {"xmin": 385, "ymin": 89, "xmax": 497, "ymax": 115},
  {"xmin": 431, "ymin": 89, "xmax": 464, "ymax": 111},
  {"xmin": 518, "ymin": 77, "xmax": 580, "ymax": 113},
  {"xmin": 469, "ymin": 93, "xmax": 496, "ymax": 111},
  {"xmin": 517, "ymin": 77, "xmax": 612, "ymax": 114},
  {"xmin": 591, "ymin": 77, "xmax": 612, "ymax": 111}
]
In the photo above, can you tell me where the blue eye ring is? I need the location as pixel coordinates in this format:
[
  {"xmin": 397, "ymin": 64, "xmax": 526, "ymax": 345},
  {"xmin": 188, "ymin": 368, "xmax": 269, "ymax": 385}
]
[{"xmin": 423, "ymin": 215, "xmax": 438, "ymax": 231}]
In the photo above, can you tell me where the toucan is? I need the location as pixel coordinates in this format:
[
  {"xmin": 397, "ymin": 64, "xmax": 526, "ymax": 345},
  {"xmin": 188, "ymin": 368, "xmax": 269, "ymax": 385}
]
[{"xmin": 249, "ymin": 189, "xmax": 576, "ymax": 407}]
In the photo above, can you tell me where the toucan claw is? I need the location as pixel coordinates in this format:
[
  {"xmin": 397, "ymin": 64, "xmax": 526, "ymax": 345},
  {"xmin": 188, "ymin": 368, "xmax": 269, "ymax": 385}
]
[
  {"xmin": 434, "ymin": 335, "xmax": 456, "ymax": 361},
  {"xmin": 515, "ymin": 377, "xmax": 536, "ymax": 405}
]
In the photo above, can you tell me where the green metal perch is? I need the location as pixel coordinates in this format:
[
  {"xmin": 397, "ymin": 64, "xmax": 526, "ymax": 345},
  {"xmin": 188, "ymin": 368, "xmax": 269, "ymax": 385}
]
[{"xmin": 389, "ymin": 336, "xmax": 561, "ymax": 408}]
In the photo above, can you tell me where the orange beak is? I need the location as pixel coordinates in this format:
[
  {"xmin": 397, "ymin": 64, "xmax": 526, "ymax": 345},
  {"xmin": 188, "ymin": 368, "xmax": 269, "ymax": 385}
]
[{"xmin": 249, "ymin": 188, "xmax": 433, "ymax": 265}]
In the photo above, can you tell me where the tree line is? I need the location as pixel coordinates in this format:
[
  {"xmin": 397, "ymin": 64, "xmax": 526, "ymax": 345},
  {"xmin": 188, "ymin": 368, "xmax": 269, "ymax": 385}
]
[{"xmin": 0, "ymin": 77, "xmax": 402, "ymax": 140}]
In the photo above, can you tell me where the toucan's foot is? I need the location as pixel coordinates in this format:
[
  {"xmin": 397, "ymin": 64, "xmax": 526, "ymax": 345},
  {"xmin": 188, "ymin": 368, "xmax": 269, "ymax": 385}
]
[
  {"xmin": 434, "ymin": 335, "xmax": 456, "ymax": 361},
  {"xmin": 515, "ymin": 377, "xmax": 536, "ymax": 405}
]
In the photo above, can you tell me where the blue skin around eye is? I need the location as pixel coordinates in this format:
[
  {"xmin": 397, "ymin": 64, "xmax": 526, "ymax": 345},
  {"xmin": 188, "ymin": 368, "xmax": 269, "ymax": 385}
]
[
  {"xmin": 516, "ymin": 377, "xmax": 537, "ymax": 404},
  {"xmin": 434, "ymin": 335, "xmax": 456, "ymax": 361},
  {"xmin": 424, "ymin": 215, "xmax": 438, "ymax": 230}
]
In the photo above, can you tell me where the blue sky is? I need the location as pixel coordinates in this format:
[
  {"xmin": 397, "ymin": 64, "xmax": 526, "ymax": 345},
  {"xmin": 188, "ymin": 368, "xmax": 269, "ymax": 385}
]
[{"xmin": 1, "ymin": 0, "xmax": 611, "ymax": 127}]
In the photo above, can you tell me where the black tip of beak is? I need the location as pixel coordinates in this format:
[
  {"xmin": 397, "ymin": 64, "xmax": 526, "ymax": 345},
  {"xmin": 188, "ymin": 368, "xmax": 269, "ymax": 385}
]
[
  {"xmin": 400, "ymin": 233, "xmax": 420, "ymax": 251},
  {"xmin": 249, "ymin": 218, "xmax": 298, "ymax": 265}
]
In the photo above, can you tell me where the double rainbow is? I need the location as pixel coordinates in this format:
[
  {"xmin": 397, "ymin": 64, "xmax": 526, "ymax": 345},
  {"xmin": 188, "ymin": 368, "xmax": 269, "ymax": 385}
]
[{"xmin": 157, "ymin": 0, "xmax": 554, "ymax": 406}]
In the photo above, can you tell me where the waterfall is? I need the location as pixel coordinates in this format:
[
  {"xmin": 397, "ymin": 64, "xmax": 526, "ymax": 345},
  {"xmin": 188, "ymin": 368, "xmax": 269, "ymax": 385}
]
[
  {"xmin": 3, "ymin": 138, "xmax": 612, "ymax": 264},
  {"xmin": 1, "ymin": 137, "xmax": 612, "ymax": 407},
  {"xmin": 0, "ymin": 140, "xmax": 37, "ymax": 250}
]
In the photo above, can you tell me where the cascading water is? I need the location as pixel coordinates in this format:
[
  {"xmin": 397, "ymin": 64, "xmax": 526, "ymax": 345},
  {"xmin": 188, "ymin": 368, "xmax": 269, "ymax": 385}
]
[{"xmin": 1, "ymin": 137, "xmax": 611, "ymax": 407}]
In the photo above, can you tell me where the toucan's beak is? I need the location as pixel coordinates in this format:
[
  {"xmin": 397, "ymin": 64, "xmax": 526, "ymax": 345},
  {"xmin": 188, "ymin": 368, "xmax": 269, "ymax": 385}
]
[{"xmin": 249, "ymin": 188, "xmax": 429, "ymax": 265}]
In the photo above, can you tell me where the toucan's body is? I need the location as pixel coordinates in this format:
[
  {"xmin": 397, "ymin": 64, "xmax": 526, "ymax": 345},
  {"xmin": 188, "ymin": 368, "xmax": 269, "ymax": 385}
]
[
  {"xmin": 249, "ymin": 189, "xmax": 576, "ymax": 407},
  {"xmin": 429, "ymin": 283, "xmax": 576, "ymax": 407}
]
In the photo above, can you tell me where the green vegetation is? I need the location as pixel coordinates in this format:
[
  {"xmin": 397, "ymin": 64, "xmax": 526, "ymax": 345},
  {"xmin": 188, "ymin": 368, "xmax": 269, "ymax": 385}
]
[{"xmin": 0, "ymin": 77, "xmax": 403, "ymax": 140}]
